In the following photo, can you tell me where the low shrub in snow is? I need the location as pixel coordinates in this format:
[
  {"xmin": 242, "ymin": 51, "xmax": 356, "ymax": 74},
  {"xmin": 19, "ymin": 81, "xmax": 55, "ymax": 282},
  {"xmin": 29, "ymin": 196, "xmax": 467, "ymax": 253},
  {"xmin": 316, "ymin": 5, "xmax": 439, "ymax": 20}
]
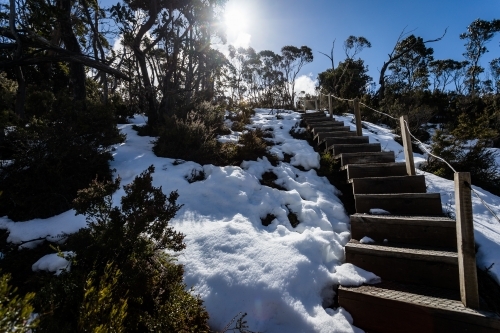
[{"xmin": 30, "ymin": 166, "xmax": 210, "ymax": 332}]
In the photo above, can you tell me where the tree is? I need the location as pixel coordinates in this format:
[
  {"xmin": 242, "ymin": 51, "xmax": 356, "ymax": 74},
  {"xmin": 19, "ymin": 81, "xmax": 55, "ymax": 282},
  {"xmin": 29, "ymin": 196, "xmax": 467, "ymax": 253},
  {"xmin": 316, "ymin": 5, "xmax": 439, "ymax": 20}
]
[
  {"xmin": 377, "ymin": 27, "xmax": 446, "ymax": 100},
  {"xmin": 318, "ymin": 58, "xmax": 372, "ymax": 99},
  {"xmin": 460, "ymin": 19, "xmax": 500, "ymax": 96},
  {"xmin": 386, "ymin": 34, "xmax": 434, "ymax": 94},
  {"xmin": 319, "ymin": 36, "xmax": 371, "ymax": 96},
  {"xmin": 280, "ymin": 45, "xmax": 313, "ymax": 108}
]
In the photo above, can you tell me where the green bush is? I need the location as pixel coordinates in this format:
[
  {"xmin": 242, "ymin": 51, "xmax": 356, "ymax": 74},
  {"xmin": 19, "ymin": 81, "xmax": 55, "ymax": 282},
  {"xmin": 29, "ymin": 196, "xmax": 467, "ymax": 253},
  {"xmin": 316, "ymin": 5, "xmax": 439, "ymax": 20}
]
[
  {"xmin": 423, "ymin": 129, "xmax": 500, "ymax": 195},
  {"xmin": 34, "ymin": 166, "xmax": 210, "ymax": 332},
  {"xmin": 0, "ymin": 272, "xmax": 39, "ymax": 332},
  {"xmin": 0, "ymin": 102, "xmax": 123, "ymax": 221}
]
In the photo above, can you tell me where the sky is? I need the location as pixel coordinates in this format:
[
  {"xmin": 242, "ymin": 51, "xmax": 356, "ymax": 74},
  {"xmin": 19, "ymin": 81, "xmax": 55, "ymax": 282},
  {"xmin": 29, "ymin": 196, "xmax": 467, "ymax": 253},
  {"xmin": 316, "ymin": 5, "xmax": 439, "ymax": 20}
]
[{"xmin": 221, "ymin": 0, "xmax": 500, "ymax": 94}]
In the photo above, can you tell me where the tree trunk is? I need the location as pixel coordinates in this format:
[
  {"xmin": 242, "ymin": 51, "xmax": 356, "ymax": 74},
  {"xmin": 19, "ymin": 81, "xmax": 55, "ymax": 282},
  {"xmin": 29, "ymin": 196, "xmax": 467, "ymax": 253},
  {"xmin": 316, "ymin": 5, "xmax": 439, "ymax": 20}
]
[{"xmin": 58, "ymin": 0, "xmax": 86, "ymax": 102}]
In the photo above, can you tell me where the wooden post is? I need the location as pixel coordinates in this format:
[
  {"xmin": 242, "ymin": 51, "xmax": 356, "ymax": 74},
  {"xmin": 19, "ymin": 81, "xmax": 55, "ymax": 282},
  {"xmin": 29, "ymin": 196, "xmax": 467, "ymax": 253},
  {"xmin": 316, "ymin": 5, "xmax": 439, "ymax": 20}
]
[
  {"xmin": 315, "ymin": 99, "xmax": 318, "ymax": 111},
  {"xmin": 455, "ymin": 172, "xmax": 480, "ymax": 309},
  {"xmin": 353, "ymin": 98, "xmax": 362, "ymax": 136},
  {"xmin": 328, "ymin": 94, "xmax": 333, "ymax": 117},
  {"xmin": 399, "ymin": 115, "xmax": 416, "ymax": 176}
]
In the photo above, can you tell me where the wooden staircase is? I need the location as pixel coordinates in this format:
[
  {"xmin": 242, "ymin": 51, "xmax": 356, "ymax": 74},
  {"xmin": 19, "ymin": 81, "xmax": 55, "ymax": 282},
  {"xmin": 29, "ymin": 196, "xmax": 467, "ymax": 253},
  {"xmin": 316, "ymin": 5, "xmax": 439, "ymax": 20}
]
[{"xmin": 302, "ymin": 112, "xmax": 500, "ymax": 333}]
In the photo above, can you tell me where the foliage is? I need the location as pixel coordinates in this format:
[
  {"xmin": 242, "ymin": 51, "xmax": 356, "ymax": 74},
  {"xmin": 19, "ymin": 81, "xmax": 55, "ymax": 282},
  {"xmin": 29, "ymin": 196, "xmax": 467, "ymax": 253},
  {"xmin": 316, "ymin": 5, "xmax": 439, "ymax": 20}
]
[
  {"xmin": 34, "ymin": 166, "xmax": 210, "ymax": 332},
  {"xmin": 0, "ymin": 272, "xmax": 38, "ymax": 333},
  {"xmin": 423, "ymin": 130, "xmax": 500, "ymax": 195},
  {"xmin": 78, "ymin": 263, "xmax": 128, "ymax": 333},
  {"xmin": 0, "ymin": 101, "xmax": 123, "ymax": 221},
  {"xmin": 318, "ymin": 59, "xmax": 372, "ymax": 99}
]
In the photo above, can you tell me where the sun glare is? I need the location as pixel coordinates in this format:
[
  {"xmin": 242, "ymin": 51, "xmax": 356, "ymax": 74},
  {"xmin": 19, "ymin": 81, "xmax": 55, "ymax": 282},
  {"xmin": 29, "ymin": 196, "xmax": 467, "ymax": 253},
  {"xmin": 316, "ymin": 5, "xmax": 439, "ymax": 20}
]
[{"xmin": 224, "ymin": 5, "xmax": 248, "ymax": 33}]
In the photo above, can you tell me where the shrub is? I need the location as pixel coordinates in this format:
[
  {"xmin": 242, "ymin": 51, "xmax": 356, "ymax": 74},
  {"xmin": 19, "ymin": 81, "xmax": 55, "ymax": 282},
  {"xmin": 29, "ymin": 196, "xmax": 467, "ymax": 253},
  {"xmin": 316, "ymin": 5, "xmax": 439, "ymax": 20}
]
[
  {"xmin": 0, "ymin": 102, "xmax": 123, "ymax": 221},
  {"xmin": 154, "ymin": 111, "xmax": 219, "ymax": 165},
  {"xmin": 0, "ymin": 272, "xmax": 38, "ymax": 332},
  {"xmin": 422, "ymin": 130, "xmax": 500, "ymax": 195},
  {"xmin": 34, "ymin": 166, "xmax": 210, "ymax": 332}
]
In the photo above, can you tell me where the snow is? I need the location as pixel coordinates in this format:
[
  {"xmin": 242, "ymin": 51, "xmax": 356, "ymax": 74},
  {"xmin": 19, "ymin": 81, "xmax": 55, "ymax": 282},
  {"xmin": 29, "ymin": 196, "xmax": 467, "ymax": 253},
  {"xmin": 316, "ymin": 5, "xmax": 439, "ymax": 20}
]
[
  {"xmin": 1, "ymin": 108, "xmax": 500, "ymax": 331},
  {"xmin": 32, "ymin": 252, "xmax": 74, "ymax": 276},
  {"xmin": 332, "ymin": 263, "xmax": 381, "ymax": 286},
  {"xmin": 369, "ymin": 208, "xmax": 391, "ymax": 215},
  {"xmin": 0, "ymin": 109, "xmax": 361, "ymax": 333},
  {"xmin": 359, "ymin": 237, "xmax": 375, "ymax": 244}
]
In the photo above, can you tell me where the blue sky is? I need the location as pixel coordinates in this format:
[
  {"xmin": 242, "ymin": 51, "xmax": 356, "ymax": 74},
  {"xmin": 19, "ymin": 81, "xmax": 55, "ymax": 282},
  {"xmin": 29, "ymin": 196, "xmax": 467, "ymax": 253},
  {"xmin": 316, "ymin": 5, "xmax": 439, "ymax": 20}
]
[{"xmin": 222, "ymin": 0, "xmax": 500, "ymax": 93}]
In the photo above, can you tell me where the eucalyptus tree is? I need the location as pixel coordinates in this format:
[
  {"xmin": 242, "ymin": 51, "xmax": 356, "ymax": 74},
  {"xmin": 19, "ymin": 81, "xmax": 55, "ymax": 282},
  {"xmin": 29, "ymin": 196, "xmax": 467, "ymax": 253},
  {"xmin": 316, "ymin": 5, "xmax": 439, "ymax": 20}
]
[
  {"xmin": 460, "ymin": 19, "xmax": 500, "ymax": 96},
  {"xmin": 280, "ymin": 45, "xmax": 312, "ymax": 108}
]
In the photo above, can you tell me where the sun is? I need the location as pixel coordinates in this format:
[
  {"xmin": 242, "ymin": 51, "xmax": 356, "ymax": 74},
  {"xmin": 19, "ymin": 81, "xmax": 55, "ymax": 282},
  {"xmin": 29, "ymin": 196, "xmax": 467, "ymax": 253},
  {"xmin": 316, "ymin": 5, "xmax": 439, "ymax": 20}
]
[{"xmin": 224, "ymin": 4, "xmax": 249, "ymax": 33}]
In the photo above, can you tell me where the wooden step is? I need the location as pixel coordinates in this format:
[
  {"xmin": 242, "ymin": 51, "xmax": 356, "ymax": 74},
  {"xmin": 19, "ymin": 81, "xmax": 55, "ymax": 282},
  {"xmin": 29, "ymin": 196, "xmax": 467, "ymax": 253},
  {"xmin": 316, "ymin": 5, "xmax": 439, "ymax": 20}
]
[
  {"xmin": 324, "ymin": 136, "xmax": 369, "ymax": 151},
  {"xmin": 354, "ymin": 193, "xmax": 443, "ymax": 215},
  {"xmin": 301, "ymin": 112, "xmax": 327, "ymax": 118},
  {"xmin": 344, "ymin": 162, "xmax": 407, "ymax": 179},
  {"xmin": 350, "ymin": 214, "xmax": 457, "ymax": 249},
  {"xmin": 345, "ymin": 240, "xmax": 458, "ymax": 289},
  {"xmin": 306, "ymin": 119, "xmax": 344, "ymax": 125},
  {"xmin": 306, "ymin": 121, "xmax": 344, "ymax": 129},
  {"xmin": 338, "ymin": 281, "xmax": 500, "ymax": 333},
  {"xmin": 337, "ymin": 151, "xmax": 395, "ymax": 166},
  {"xmin": 330, "ymin": 143, "xmax": 382, "ymax": 155},
  {"xmin": 315, "ymin": 131, "xmax": 357, "ymax": 144},
  {"xmin": 350, "ymin": 175, "xmax": 426, "ymax": 194},
  {"xmin": 312, "ymin": 126, "xmax": 351, "ymax": 135}
]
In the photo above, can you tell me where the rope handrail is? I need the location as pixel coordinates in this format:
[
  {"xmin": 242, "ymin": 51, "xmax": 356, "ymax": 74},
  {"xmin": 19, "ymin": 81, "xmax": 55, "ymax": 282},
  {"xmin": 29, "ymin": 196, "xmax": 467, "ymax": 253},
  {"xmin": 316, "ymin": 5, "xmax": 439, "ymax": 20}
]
[{"xmin": 324, "ymin": 92, "xmax": 500, "ymax": 224}]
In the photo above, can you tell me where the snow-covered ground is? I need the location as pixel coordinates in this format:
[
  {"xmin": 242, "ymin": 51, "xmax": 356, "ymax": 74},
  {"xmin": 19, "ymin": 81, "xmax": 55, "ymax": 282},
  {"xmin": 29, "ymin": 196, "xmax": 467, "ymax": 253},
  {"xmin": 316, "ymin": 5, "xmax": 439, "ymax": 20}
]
[{"xmin": 1, "ymin": 109, "xmax": 500, "ymax": 332}]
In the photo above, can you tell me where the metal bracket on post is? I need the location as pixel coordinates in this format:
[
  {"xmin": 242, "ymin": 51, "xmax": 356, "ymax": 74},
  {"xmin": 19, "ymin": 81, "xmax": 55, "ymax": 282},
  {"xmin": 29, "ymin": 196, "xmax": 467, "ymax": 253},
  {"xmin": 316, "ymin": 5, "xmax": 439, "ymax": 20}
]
[
  {"xmin": 455, "ymin": 172, "xmax": 480, "ymax": 309},
  {"xmin": 399, "ymin": 115, "xmax": 416, "ymax": 176},
  {"xmin": 353, "ymin": 98, "xmax": 362, "ymax": 136}
]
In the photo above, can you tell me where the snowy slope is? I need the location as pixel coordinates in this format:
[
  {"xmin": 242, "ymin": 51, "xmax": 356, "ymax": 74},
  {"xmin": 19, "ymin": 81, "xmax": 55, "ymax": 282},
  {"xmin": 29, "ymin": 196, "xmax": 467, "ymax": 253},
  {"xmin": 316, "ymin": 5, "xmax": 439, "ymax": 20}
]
[{"xmin": 1, "ymin": 109, "xmax": 499, "ymax": 332}]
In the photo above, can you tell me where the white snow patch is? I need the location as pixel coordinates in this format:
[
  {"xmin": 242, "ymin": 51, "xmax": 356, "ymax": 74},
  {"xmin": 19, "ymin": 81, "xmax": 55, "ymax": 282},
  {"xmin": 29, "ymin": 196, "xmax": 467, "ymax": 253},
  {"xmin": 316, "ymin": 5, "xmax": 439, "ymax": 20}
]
[
  {"xmin": 369, "ymin": 208, "xmax": 390, "ymax": 215},
  {"xmin": 32, "ymin": 252, "xmax": 74, "ymax": 276},
  {"xmin": 360, "ymin": 236, "xmax": 375, "ymax": 244},
  {"xmin": 333, "ymin": 263, "xmax": 381, "ymax": 286}
]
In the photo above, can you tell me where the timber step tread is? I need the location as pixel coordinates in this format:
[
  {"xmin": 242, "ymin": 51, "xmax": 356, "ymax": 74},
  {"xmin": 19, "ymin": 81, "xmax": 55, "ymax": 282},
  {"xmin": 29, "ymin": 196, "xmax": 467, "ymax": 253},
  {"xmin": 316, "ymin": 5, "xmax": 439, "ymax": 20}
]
[
  {"xmin": 323, "ymin": 136, "xmax": 369, "ymax": 148},
  {"xmin": 312, "ymin": 126, "xmax": 350, "ymax": 134},
  {"xmin": 350, "ymin": 175, "xmax": 426, "ymax": 194},
  {"xmin": 344, "ymin": 162, "xmax": 407, "ymax": 179},
  {"xmin": 345, "ymin": 239, "xmax": 457, "ymax": 263},
  {"xmin": 330, "ymin": 143, "xmax": 382, "ymax": 155},
  {"xmin": 316, "ymin": 132, "xmax": 357, "ymax": 143},
  {"xmin": 307, "ymin": 122, "xmax": 345, "ymax": 129},
  {"xmin": 346, "ymin": 239, "xmax": 459, "ymax": 289},
  {"xmin": 351, "ymin": 213, "xmax": 455, "ymax": 226},
  {"xmin": 336, "ymin": 151, "xmax": 395, "ymax": 166},
  {"xmin": 350, "ymin": 213, "xmax": 457, "ymax": 249},
  {"xmin": 354, "ymin": 193, "xmax": 443, "ymax": 215},
  {"xmin": 338, "ymin": 281, "xmax": 500, "ymax": 333}
]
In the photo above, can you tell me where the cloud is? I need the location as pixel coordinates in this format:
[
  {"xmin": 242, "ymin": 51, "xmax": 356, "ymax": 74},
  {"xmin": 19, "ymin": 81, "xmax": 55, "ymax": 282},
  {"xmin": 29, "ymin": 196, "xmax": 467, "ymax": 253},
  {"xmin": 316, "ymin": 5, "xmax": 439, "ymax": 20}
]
[
  {"xmin": 233, "ymin": 32, "xmax": 252, "ymax": 49},
  {"xmin": 294, "ymin": 74, "xmax": 318, "ymax": 96}
]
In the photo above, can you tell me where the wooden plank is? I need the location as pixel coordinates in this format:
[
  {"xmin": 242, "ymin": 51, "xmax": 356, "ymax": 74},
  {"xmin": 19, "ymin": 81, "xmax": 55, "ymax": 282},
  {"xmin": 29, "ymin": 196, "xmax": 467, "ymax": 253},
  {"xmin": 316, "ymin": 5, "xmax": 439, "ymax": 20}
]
[
  {"xmin": 306, "ymin": 122, "xmax": 344, "ymax": 130},
  {"xmin": 350, "ymin": 214, "xmax": 457, "ymax": 249},
  {"xmin": 354, "ymin": 193, "xmax": 443, "ymax": 216},
  {"xmin": 351, "ymin": 175, "xmax": 426, "ymax": 194},
  {"xmin": 324, "ymin": 137, "xmax": 369, "ymax": 151},
  {"xmin": 312, "ymin": 126, "xmax": 350, "ymax": 135},
  {"xmin": 455, "ymin": 172, "xmax": 480, "ymax": 309},
  {"xmin": 345, "ymin": 241, "xmax": 458, "ymax": 289},
  {"xmin": 345, "ymin": 162, "xmax": 407, "ymax": 178},
  {"xmin": 339, "ymin": 151, "xmax": 395, "ymax": 166},
  {"xmin": 330, "ymin": 143, "xmax": 381, "ymax": 155},
  {"xmin": 305, "ymin": 119, "xmax": 344, "ymax": 126},
  {"xmin": 315, "ymin": 131, "xmax": 357, "ymax": 144},
  {"xmin": 339, "ymin": 282, "xmax": 500, "ymax": 333},
  {"xmin": 400, "ymin": 115, "xmax": 416, "ymax": 176},
  {"xmin": 354, "ymin": 97, "xmax": 362, "ymax": 136}
]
